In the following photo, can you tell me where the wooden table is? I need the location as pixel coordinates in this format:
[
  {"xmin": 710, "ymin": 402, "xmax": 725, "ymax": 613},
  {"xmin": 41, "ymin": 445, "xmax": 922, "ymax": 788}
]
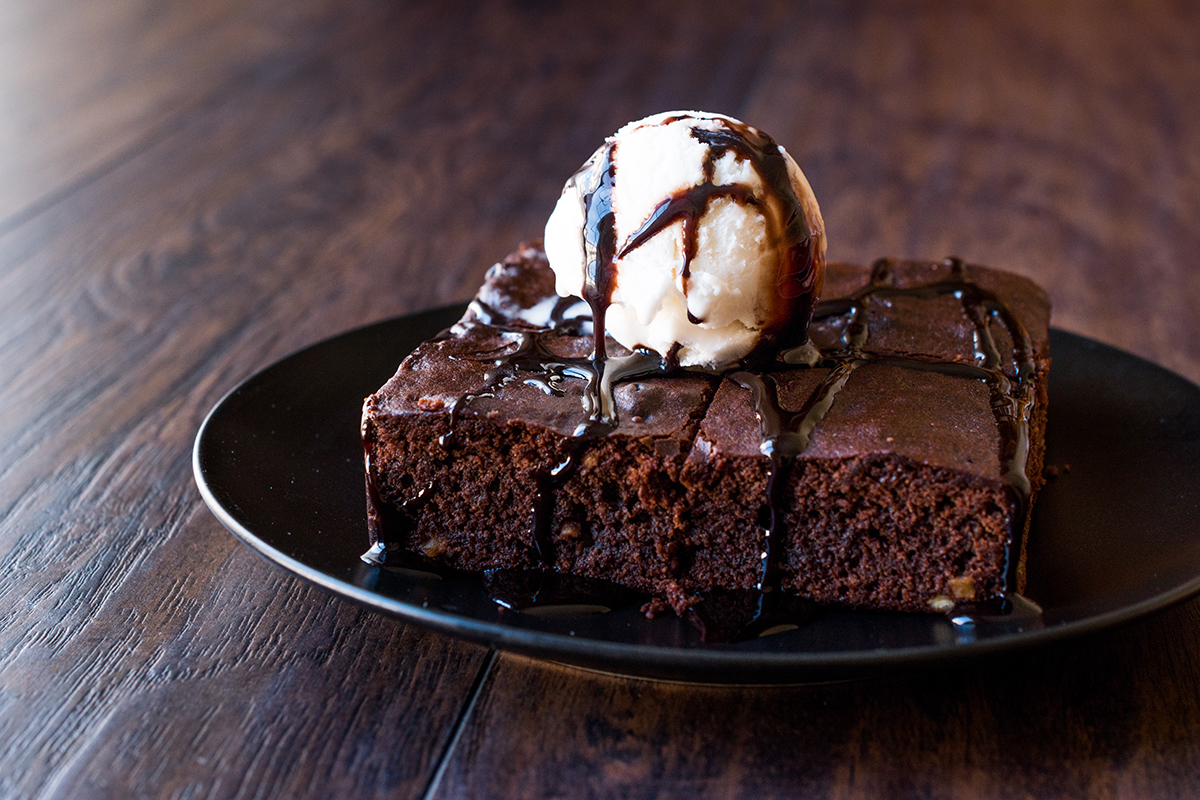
[{"xmin": 3, "ymin": 1, "xmax": 1199, "ymax": 797}]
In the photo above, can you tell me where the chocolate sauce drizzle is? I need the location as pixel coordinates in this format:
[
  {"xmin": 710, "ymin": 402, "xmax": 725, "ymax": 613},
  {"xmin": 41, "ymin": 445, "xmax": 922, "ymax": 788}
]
[
  {"xmin": 727, "ymin": 361, "xmax": 859, "ymax": 632},
  {"xmin": 734, "ymin": 256, "xmax": 1038, "ymax": 623},
  {"xmin": 466, "ymin": 294, "xmax": 589, "ymax": 334},
  {"xmin": 367, "ymin": 119, "xmax": 1037, "ymax": 641},
  {"xmin": 814, "ymin": 257, "xmax": 1037, "ymax": 506},
  {"xmin": 620, "ymin": 179, "xmax": 755, "ymax": 325},
  {"xmin": 614, "ymin": 116, "xmax": 821, "ymax": 348},
  {"xmin": 371, "ymin": 252, "xmax": 1038, "ymax": 639},
  {"xmin": 580, "ymin": 142, "xmax": 619, "ymax": 365}
]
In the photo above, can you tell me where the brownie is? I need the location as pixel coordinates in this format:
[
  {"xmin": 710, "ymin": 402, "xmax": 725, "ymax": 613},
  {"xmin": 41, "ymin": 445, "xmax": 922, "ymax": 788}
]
[{"xmin": 361, "ymin": 242, "xmax": 1050, "ymax": 617}]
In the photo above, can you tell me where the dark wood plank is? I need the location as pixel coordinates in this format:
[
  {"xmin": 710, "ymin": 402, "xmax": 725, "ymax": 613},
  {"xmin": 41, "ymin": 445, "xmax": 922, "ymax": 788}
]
[
  {"xmin": 2, "ymin": 543, "xmax": 490, "ymax": 799},
  {"xmin": 435, "ymin": 599, "xmax": 1200, "ymax": 800},
  {"xmin": 0, "ymin": 0, "xmax": 352, "ymax": 229},
  {"xmin": 752, "ymin": 0, "xmax": 1200, "ymax": 384}
]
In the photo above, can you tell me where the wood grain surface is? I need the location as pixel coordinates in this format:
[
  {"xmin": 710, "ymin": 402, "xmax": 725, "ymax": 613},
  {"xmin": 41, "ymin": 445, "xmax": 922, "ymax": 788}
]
[
  {"xmin": 1, "ymin": 1, "xmax": 1198, "ymax": 798},
  {"xmin": 438, "ymin": 602, "xmax": 1200, "ymax": 799}
]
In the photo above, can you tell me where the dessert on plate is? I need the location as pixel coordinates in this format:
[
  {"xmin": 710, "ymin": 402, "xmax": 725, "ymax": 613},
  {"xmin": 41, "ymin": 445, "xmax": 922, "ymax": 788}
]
[{"xmin": 360, "ymin": 111, "xmax": 1050, "ymax": 632}]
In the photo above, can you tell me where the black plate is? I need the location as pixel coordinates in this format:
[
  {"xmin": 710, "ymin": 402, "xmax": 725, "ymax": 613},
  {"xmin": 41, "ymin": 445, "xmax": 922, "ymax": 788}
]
[{"xmin": 194, "ymin": 307, "xmax": 1200, "ymax": 683}]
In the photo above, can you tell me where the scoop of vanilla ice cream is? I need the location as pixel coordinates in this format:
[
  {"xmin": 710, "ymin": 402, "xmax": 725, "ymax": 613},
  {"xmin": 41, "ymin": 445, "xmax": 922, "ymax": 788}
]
[{"xmin": 544, "ymin": 111, "xmax": 825, "ymax": 368}]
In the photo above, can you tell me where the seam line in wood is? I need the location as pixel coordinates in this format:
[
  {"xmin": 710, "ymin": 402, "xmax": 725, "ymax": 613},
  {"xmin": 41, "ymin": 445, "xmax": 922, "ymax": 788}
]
[{"xmin": 420, "ymin": 648, "xmax": 497, "ymax": 800}]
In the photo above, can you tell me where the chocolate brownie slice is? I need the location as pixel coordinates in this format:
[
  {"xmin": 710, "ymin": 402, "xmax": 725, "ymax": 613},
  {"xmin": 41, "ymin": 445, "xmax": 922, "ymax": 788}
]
[{"xmin": 361, "ymin": 243, "xmax": 1050, "ymax": 617}]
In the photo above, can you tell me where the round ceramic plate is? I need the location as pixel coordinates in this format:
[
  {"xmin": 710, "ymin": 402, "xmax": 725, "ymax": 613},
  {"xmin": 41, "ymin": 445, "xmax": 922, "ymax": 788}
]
[{"xmin": 194, "ymin": 307, "xmax": 1200, "ymax": 682}]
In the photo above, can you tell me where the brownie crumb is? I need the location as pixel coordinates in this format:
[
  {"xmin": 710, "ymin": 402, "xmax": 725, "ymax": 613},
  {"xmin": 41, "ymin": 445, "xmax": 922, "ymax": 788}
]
[{"xmin": 641, "ymin": 598, "xmax": 672, "ymax": 618}]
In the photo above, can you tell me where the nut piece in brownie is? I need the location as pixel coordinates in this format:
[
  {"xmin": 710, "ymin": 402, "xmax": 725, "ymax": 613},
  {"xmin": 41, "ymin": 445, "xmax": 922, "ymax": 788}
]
[{"xmin": 361, "ymin": 243, "xmax": 1050, "ymax": 619}]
